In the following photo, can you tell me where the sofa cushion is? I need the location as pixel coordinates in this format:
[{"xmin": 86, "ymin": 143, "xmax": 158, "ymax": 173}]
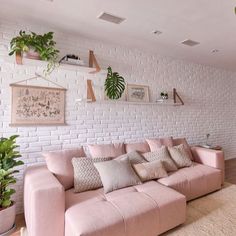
[
  {"xmin": 146, "ymin": 137, "xmax": 173, "ymax": 151},
  {"xmin": 173, "ymin": 138, "xmax": 194, "ymax": 160},
  {"xmin": 168, "ymin": 144, "xmax": 192, "ymax": 168},
  {"xmin": 142, "ymin": 146, "xmax": 178, "ymax": 172},
  {"xmin": 94, "ymin": 156, "xmax": 141, "ymax": 193},
  {"xmin": 88, "ymin": 143, "xmax": 125, "ymax": 158},
  {"xmin": 125, "ymin": 142, "xmax": 150, "ymax": 153},
  {"xmin": 72, "ymin": 157, "xmax": 111, "ymax": 193},
  {"xmin": 133, "ymin": 160, "xmax": 168, "ymax": 182},
  {"xmin": 65, "ymin": 181, "xmax": 186, "ymax": 236},
  {"xmin": 158, "ymin": 162, "xmax": 222, "ymax": 201},
  {"xmin": 44, "ymin": 148, "xmax": 86, "ymax": 190},
  {"xmin": 115, "ymin": 151, "xmax": 147, "ymax": 165}
]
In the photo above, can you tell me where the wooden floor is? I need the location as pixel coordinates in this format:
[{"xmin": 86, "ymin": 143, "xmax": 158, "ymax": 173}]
[{"xmin": 10, "ymin": 158, "xmax": 236, "ymax": 236}]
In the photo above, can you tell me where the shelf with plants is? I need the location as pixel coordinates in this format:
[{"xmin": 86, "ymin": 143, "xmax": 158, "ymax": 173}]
[{"xmin": 7, "ymin": 30, "xmax": 102, "ymax": 75}]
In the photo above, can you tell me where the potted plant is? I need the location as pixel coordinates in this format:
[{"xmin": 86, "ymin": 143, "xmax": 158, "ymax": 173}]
[
  {"xmin": 0, "ymin": 135, "xmax": 23, "ymax": 235},
  {"xmin": 9, "ymin": 30, "xmax": 59, "ymax": 75},
  {"xmin": 160, "ymin": 91, "xmax": 168, "ymax": 100},
  {"xmin": 104, "ymin": 66, "xmax": 126, "ymax": 100}
]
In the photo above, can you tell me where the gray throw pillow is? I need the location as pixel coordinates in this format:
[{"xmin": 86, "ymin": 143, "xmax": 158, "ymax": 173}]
[
  {"xmin": 94, "ymin": 156, "xmax": 141, "ymax": 193},
  {"xmin": 115, "ymin": 151, "xmax": 147, "ymax": 165},
  {"xmin": 168, "ymin": 144, "xmax": 192, "ymax": 168},
  {"xmin": 143, "ymin": 146, "xmax": 178, "ymax": 172},
  {"xmin": 72, "ymin": 157, "xmax": 111, "ymax": 193}
]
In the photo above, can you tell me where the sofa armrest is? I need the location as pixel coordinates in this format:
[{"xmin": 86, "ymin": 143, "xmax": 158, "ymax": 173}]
[
  {"xmin": 24, "ymin": 164, "xmax": 65, "ymax": 236},
  {"xmin": 191, "ymin": 147, "xmax": 225, "ymax": 184}
]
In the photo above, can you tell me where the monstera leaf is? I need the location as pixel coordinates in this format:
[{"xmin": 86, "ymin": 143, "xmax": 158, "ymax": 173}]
[{"xmin": 105, "ymin": 66, "xmax": 126, "ymax": 100}]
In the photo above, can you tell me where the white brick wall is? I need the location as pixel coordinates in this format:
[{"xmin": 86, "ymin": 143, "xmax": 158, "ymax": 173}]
[{"xmin": 0, "ymin": 18, "xmax": 236, "ymax": 213}]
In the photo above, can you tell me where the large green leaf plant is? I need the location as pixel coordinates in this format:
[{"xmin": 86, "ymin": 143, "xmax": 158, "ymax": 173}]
[
  {"xmin": 105, "ymin": 66, "xmax": 126, "ymax": 100},
  {"xmin": 0, "ymin": 135, "xmax": 23, "ymax": 209}
]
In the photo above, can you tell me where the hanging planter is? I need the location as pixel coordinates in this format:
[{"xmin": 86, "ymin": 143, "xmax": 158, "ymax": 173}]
[{"xmin": 9, "ymin": 30, "xmax": 59, "ymax": 76}]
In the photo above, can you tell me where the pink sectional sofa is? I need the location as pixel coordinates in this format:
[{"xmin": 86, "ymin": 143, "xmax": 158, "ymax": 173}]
[{"xmin": 24, "ymin": 138, "xmax": 224, "ymax": 236}]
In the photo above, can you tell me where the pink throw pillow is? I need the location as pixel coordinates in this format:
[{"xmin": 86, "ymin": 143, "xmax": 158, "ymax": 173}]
[
  {"xmin": 146, "ymin": 137, "xmax": 174, "ymax": 151},
  {"xmin": 88, "ymin": 143, "xmax": 125, "ymax": 158},
  {"xmin": 44, "ymin": 147, "xmax": 86, "ymax": 190}
]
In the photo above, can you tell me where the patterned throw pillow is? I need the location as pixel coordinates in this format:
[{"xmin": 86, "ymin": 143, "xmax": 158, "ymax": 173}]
[
  {"xmin": 72, "ymin": 157, "xmax": 111, "ymax": 193},
  {"xmin": 115, "ymin": 151, "xmax": 147, "ymax": 165},
  {"xmin": 143, "ymin": 146, "xmax": 178, "ymax": 172},
  {"xmin": 168, "ymin": 144, "xmax": 192, "ymax": 168},
  {"xmin": 133, "ymin": 160, "xmax": 168, "ymax": 182}
]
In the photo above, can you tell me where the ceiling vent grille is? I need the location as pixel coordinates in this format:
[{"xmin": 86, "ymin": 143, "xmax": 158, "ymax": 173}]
[
  {"xmin": 181, "ymin": 39, "xmax": 200, "ymax": 47},
  {"xmin": 97, "ymin": 12, "xmax": 125, "ymax": 24}
]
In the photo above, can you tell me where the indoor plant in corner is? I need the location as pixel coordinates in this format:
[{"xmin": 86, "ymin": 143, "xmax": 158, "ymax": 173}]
[
  {"xmin": 0, "ymin": 135, "xmax": 23, "ymax": 235},
  {"xmin": 9, "ymin": 30, "xmax": 59, "ymax": 76},
  {"xmin": 105, "ymin": 66, "xmax": 126, "ymax": 100}
]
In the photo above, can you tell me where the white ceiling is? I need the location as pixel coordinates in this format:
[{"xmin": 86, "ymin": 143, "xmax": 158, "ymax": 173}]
[{"xmin": 1, "ymin": 0, "xmax": 236, "ymax": 71}]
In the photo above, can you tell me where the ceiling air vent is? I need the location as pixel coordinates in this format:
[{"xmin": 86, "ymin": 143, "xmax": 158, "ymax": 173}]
[
  {"xmin": 181, "ymin": 39, "xmax": 200, "ymax": 47},
  {"xmin": 97, "ymin": 12, "xmax": 125, "ymax": 24}
]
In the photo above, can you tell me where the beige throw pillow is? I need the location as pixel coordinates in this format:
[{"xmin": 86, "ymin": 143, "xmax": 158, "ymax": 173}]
[
  {"xmin": 168, "ymin": 144, "xmax": 192, "ymax": 168},
  {"xmin": 133, "ymin": 160, "xmax": 168, "ymax": 182},
  {"xmin": 72, "ymin": 157, "xmax": 111, "ymax": 193},
  {"xmin": 115, "ymin": 151, "xmax": 147, "ymax": 165},
  {"xmin": 143, "ymin": 146, "xmax": 178, "ymax": 172},
  {"xmin": 94, "ymin": 157, "xmax": 141, "ymax": 193}
]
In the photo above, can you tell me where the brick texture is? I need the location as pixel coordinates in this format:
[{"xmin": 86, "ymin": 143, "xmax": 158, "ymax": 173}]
[{"xmin": 0, "ymin": 18, "xmax": 236, "ymax": 213}]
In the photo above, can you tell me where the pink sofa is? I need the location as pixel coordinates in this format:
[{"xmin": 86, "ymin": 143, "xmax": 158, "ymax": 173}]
[{"xmin": 24, "ymin": 139, "xmax": 224, "ymax": 236}]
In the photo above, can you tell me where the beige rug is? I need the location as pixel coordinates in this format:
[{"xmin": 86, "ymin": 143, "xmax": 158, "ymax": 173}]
[
  {"xmin": 163, "ymin": 183, "xmax": 236, "ymax": 236},
  {"xmin": 21, "ymin": 183, "xmax": 236, "ymax": 236}
]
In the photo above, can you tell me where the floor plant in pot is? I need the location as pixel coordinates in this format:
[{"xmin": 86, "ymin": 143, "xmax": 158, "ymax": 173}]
[
  {"xmin": 9, "ymin": 30, "xmax": 59, "ymax": 76},
  {"xmin": 0, "ymin": 135, "xmax": 23, "ymax": 235}
]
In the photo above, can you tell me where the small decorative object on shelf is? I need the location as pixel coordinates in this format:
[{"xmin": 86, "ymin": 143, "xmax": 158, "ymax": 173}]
[
  {"xmin": 9, "ymin": 30, "xmax": 59, "ymax": 76},
  {"xmin": 160, "ymin": 91, "xmax": 168, "ymax": 100},
  {"xmin": 0, "ymin": 135, "xmax": 24, "ymax": 235},
  {"xmin": 59, "ymin": 54, "xmax": 85, "ymax": 66},
  {"xmin": 104, "ymin": 66, "xmax": 126, "ymax": 100},
  {"xmin": 127, "ymin": 84, "xmax": 149, "ymax": 102},
  {"xmin": 199, "ymin": 134, "xmax": 222, "ymax": 150}
]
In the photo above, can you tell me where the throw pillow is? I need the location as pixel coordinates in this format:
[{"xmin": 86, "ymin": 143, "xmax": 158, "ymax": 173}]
[
  {"xmin": 142, "ymin": 146, "xmax": 178, "ymax": 172},
  {"xmin": 146, "ymin": 137, "xmax": 173, "ymax": 151},
  {"xmin": 115, "ymin": 151, "xmax": 147, "ymax": 165},
  {"xmin": 168, "ymin": 144, "xmax": 192, "ymax": 168},
  {"xmin": 72, "ymin": 157, "xmax": 111, "ymax": 193},
  {"xmin": 94, "ymin": 156, "xmax": 141, "ymax": 193},
  {"xmin": 172, "ymin": 138, "xmax": 194, "ymax": 160},
  {"xmin": 44, "ymin": 147, "xmax": 86, "ymax": 190},
  {"xmin": 88, "ymin": 143, "xmax": 125, "ymax": 158},
  {"xmin": 133, "ymin": 160, "xmax": 168, "ymax": 182}
]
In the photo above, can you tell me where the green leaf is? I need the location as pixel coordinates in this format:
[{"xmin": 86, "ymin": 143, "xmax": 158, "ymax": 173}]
[{"xmin": 105, "ymin": 66, "xmax": 126, "ymax": 100}]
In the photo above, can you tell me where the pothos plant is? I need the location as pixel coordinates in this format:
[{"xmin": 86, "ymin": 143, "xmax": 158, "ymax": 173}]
[
  {"xmin": 9, "ymin": 30, "xmax": 59, "ymax": 76},
  {"xmin": 0, "ymin": 135, "xmax": 23, "ymax": 209},
  {"xmin": 105, "ymin": 66, "xmax": 126, "ymax": 100}
]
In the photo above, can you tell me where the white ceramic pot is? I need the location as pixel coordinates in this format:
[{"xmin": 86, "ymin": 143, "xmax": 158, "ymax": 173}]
[{"xmin": 0, "ymin": 203, "xmax": 16, "ymax": 235}]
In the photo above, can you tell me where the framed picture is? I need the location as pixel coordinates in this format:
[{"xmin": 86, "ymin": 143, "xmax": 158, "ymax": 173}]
[
  {"xmin": 127, "ymin": 84, "xmax": 150, "ymax": 102},
  {"xmin": 10, "ymin": 84, "xmax": 66, "ymax": 126}
]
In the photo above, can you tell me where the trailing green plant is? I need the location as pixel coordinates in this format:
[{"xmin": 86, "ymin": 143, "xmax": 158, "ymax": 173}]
[
  {"xmin": 9, "ymin": 30, "xmax": 59, "ymax": 76},
  {"xmin": 104, "ymin": 66, "xmax": 126, "ymax": 100},
  {"xmin": 0, "ymin": 135, "xmax": 23, "ymax": 209}
]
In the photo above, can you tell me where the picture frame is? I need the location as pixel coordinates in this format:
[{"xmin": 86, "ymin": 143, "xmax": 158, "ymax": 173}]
[
  {"xmin": 10, "ymin": 84, "xmax": 66, "ymax": 126},
  {"xmin": 126, "ymin": 84, "xmax": 150, "ymax": 102}
]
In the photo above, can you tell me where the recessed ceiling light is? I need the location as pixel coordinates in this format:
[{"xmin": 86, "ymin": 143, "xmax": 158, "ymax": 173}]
[
  {"xmin": 97, "ymin": 12, "xmax": 125, "ymax": 24},
  {"xmin": 211, "ymin": 49, "xmax": 219, "ymax": 53},
  {"xmin": 152, "ymin": 30, "xmax": 162, "ymax": 35},
  {"xmin": 181, "ymin": 39, "xmax": 200, "ymax": 47}
]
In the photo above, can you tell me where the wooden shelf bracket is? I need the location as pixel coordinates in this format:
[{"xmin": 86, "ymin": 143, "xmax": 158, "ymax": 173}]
[
  {"xmin": 87, "ymin": 80, "xmax": 96, "ymax": 102},
  {"xmin": 173, "ymin": 88, "xmax": 184, "ymax": 105},
  {"xmin": 89, "ymin": 50, "xmax": 101, "ymax": 74}
]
